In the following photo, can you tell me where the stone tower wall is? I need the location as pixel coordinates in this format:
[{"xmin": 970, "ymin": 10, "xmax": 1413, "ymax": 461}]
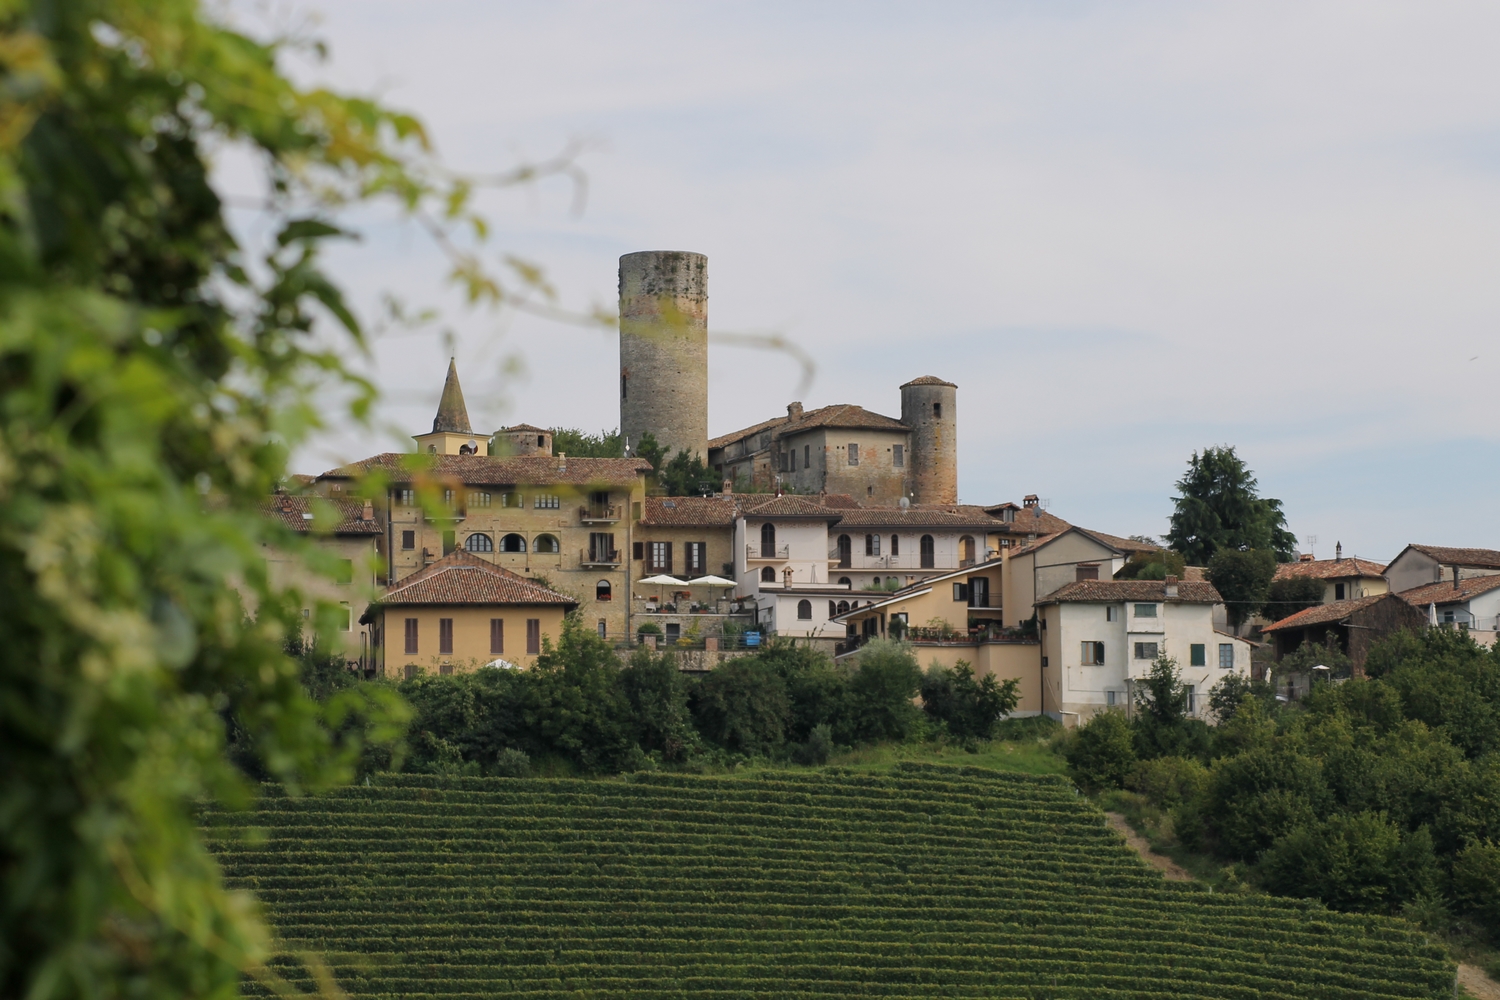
[
  {"xmin": 901, "ymin": 378, "xmax": 958, "ymax": 505},
  {"xmin": 619, "ymin": 251, "xmax": 709, "ymax": 460}
]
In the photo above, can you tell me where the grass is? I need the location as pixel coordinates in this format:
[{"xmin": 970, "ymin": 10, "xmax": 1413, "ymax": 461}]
[{"xmin": 826, "ymin": 735, "xmax": 1068, "ymax": 776}]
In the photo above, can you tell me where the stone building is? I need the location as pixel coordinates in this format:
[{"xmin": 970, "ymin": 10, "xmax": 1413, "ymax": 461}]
[{"xmin": 619, "ymin": 250, "xmax": 709, "ymax": 461}]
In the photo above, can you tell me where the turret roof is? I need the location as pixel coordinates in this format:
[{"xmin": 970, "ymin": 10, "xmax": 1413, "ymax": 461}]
[{"xmin": 432, "ymin": 359, "xmax": 472, "ymax": 434}]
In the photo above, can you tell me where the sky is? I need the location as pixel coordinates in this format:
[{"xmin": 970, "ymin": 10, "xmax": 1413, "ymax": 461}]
[{"xmin": 230, "ymin": 1, "xmax": 1500, "ymax": 562}]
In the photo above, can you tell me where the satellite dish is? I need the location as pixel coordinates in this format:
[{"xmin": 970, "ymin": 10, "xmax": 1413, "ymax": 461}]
[{"xmin": 899, "ymin": 496, "xmax": 910, "ymax": 510}]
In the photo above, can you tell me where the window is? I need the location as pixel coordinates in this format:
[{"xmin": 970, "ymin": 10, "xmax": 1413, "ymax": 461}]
[
  {"xmin": 1106, "ymin": 690, "xmax": 1117, "ymax": 707},
  {"xmin": 1134, "ymin": 641, "xmax": 1159, "ymax": 660},
  {"xmin": 665, "ymin": 623, "xmax": 680, "ymax": 642},
  {"xmin": 893, "ymin": 444, "xmax": 904, "ymax": 468},
  {"xmin": 597, "ymin": 619, "xmax": 607, "ymax": 638},
  {"xmin": 865, "ymin": 534, "xmax": 880, "ymax": 556},
  {"xmin": 1133, "ymin": 603, "xmax": 1157, "ymax": 618},
  {"xmin": 647, "ymin": 541, "xmax": 673, "ymax": 573},
  {"xmin": 443, "ymin": 489, "xmax": 456, "ymax": 507},
  {"xmin": 467, "ymin": 491, "xmax": 491, "ymax": 507},
  {"xmin": 1081, "ymin": 641, "xmax": 1105, "ymax": 665},
  {"xmin": 590, "ymin": 533, "xmax": 616, "ymax": 563},
  {"xmin": 500, "ymin": 533, "xmax": 526, "ymax": 553},
  {"xmin": 760, "ymin": 522, "xmax": 777, "ymax": 558},
  {"xmin": 1075, "ymin": 563, "xmax": 1099, "ymax": 582},
  {"xmin": 933, "ymin": 402, "xmax": 942, "ymax": 419},
  {"xmin": 404, "ymin": 618, "xmax": 418, "ymax": 655},
  {"xmin": 533, "ymin": 534, "xmax": 560, "ymax": 554},
  {"xmin": 829, "ymin": 601, "xmax": 838, "ymax": 618},
  {"xmin": 402, "ymin": 530, "xmax": 415, "ymax": 550},
  {"xmin": 1219, "ymin": 643, "xmax": 1234, "ymax": 668},
  {"xmin": 1190, "ymin": 643, "xmax": 1206, "ymax": 667},
  {"xmin": 837, "ymin": 534, "xmax": 851, "ymax": 567},
  {"xmin": 526, "ymin": 618, "xmax": 541, "ymax": 655},
  {"xmin": 837, "ymin": 600, "xmax": 850, "ymax": 614},
  {"xmin": 340, "ymin": 602, "xmax": 352, "ymax": 631},
  {"xmin": 621, "ymin": 373, "xmax": 627, "ymax": 401},
  {"xmin": 537, "ymin": 435, "xmax": 546, "ymax": 448},
  {"xmin": 1334, "ymin": 583, "xmax": 1346, "ymax": 600},
  {"xmin": 335, "ymin": 558, "xmax": 353, "ymax": 584},
  {"xmin": 465, "ymin": 533, "xmax": 493, "ymax": 553},
  {"xmin": 890, "ymin": 535, "xmax": 899, "ymax": 556},
  {"xmin": 761, "ymin": 566, "xmax": 776, "ymax": 582},
  {"xmin": 596, "ymin": 579, "xmax": 612, "ymax": 601},
  {"xmin": 534, "ymin": 494, "xmax": 560, "ymax": 509},
  {"xmin": 804, "ymin": 445, "xmax": 810, "ymax": 468},
  {"xmin": 501, "ymin": 492, "xmax": 522, "ymax": 507},
  {"xmin": 404, "ymin": 663, "xmax": 418, "ymax": 681},
  {"xmin": 953, "ymin": 582, "xmax": 969, "ymax": 602},
  {"xmin": 1186, "ymin": 685, "xmax": 1196, "ymax": 714},
  {"xmin": 969, "ymin": 577, "xmax": 990, "ymax": 608},
  {"xmin": 632, "ymin": 541, "xmax": 644, "ymax": 560},
  {"xmin": 686, "ymin": 542, "xmax": 706, "ymax": 575},
  {"xmin": 397, "ymin": 488, "xmax": 416, "ymax": 506},
  {"xmin": 442, "ymin": 530, "xmax": 455, "ymax": 555},
  {"xmin": 439, "ymin": 618, "xmax": 453, "ymax": 656},
  {"xmin": 490, "ymin": 619, "xmax": 504, "ymax": 655},
  {"xmin": 1106, "ymin": 606, "xmax": 1119, "ymax": 622},
  {"xmin": 847, "ymin": 442, "xmax": 859, "ymax": 466},
  {"xmin": 797, "ymin": 599, "xmax": 812, "ymax": 620},
  {"xmin": 920, "ymin": 534, "xmax": 935, "ymax": 569}
]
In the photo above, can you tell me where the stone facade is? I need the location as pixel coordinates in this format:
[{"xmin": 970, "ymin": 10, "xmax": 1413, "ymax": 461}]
[{"xmin": 619, "ymin": 250, "xmax": 709, "ymax": 461}]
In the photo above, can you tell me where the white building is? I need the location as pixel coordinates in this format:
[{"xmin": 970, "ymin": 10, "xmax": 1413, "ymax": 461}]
[
  {"xmin": 1384, "ymin": 544, "xmax": 1500, "ymax": 594},
  {"xmin": 1035, "ymin": 578, "xmax": 1252, "ymax": 723},
  {"xmin": 733, "ymin": 495, "xmax": 857, "ymax": 639},
  {"xmin": 1395, "ymin": 575, "xmax": 1500, "ymax": 647}
]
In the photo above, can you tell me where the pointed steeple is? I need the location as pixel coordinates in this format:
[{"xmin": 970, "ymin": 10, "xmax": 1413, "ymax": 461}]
[{"xmin": 432, "ymin": 358, "xmax": 472, "ymax": 434}]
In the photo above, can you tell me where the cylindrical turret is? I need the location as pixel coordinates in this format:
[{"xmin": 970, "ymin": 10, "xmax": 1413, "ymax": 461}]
[
  {"xmin": 900, "ymin": 376, "xmax": 957, "ymax": 505},
  {"xmin": 491, "ymin": 425, "xmax": 552, "ymax": 457},
  {"xmin": 619, "ymin": 251, "xmax": 708, "ymax": 461}
]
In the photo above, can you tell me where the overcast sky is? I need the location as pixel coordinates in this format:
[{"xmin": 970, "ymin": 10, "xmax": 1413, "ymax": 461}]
[{"xmin": 244, "ymin": 1, "xmax": 1500, "ymax": 561}]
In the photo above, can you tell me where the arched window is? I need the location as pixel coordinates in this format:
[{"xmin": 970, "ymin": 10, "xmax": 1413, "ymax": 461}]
[
  {"xmin": 829, "ymin": 601, "xmax": 838, "ymax": 618},
  {"xmin": 891, "ymin": 535, "xmax": 900, "ymax": 556},
  {"xmin": 961, "ymin": 535, "xmax": 976, "ymax": 564},
  {"xmin": 464, "ymin": 533, "xmax": 493, "ymax": 553},
  {"xmin": 872, "ymin": 577, "xmax": 881, "ymax": 588},
  {"xmin": 920, "ymin": 534, "xmax": 935, "ymax": 569},
  {"xmin": 596, "ymin": 579, "xmax": 612, "ymax": 602},
  {"xmin": 865, "ymin": 533, "xmax": 880, "ymax": 557},
  {"xmin": 837, "ymin": 600, "xmax": 850, "ymax": 614},
  {"xmin": 537, "ymin": 435, "xmax": 545, "ymax": 448},
  {"xmin": 761, "ymin": 566, "xmax": 776, "ymax": 583},
  {"xmin": 838, "ymin": 577, "xmax": 852, "ymax": 587},
  {"xmin": 760, "ymin": 522, "xmax": 777, "ymax": 558},
  {"xmin": 534, "ymin": 534, "xmax": 560, "ymax": 553},
  {"xmin": 797, "ymin": 599, "xmax": 812, "ymax": 620},
  {"xmin": 501, "ymin": 533, "xmax": 527, "ymax": 553}
]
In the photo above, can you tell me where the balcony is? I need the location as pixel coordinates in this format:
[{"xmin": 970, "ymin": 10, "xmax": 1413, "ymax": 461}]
[
  {"xmin": 746, "ymin": 544, "xmax": 790, "ymax": 562},
  {"xmin": 579, "ymin": 504, "xmax": 622, "ymax": 524},
  {"xmin": 580, "ymin": 548, "xmax": 621, "ymax": 567}
]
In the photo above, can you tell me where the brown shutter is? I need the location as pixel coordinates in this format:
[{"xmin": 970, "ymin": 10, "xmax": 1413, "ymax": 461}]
[
  {"xmin": 664, "ymin": 542, "xmax": 673, "ymax": 574},
  {"xmin": 404, "ymin": 618, "xmax": 418, "ymax": 655},
  {"xmin": 526, "ymin": 618, "xmax": 541, "ymax": 655},
  {"xmin": 633, "ymin": 541, "xmax": 644, "ymax": 561},
  {"xmin": 490, "ymin": 618, "xmax": 504, "ymax": 655},
  {"xmin": 439, "ymin": 618, "xmax": 453, "ymax": 655}
]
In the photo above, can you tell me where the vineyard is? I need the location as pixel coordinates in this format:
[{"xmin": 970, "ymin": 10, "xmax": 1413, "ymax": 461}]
[{"xmin": 209, "ymin": 765, "xmax": 1454, "ymax": 999}]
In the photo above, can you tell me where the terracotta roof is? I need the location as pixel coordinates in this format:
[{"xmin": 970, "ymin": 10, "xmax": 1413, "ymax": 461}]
[
  {"xmin": 708, "ymin": 415, "xmax": 788, "ymax": 451},
  {"xmin": 1397, "ymin": 575, "xmax": 1500, "ymax": 607},
  {"xmin": 818, "ymin": 493, "xmax": 863, "ymax": 509},
  {"xmin": 738, "ymin": 495, "xmax": 846, "ymax": 520},
  {"xmin": 321, "ymin": 453, "xmax": 651, "ymax": 487},
  {"xmin": 432, "ymin": 359, "xmax": 472, "ymax": 434},
  {"xmin": 1038, "ymin": 580, "xmax": 1223, "ymax": 604},
  {"xmin": 1261, "ymin": 594, "xmax": 1387, "ymax": 632},
  {"xmin": 831, "ymin": 507, "xmax": 998, "ymax": 529},
  {"xmin": 1400, "ymin": 544, "xmax": 1500, "ymax": 570},
  {"xmin": 983, "ymin": 503, "xmax": 1072, "ymax": 536},
  {"xmin": 1080, "ymin": 530, "xmax": 1161, "ymax": 555},
  {"xmin": 498, "ymin": 423, "xmax": 546, "ymax": 433},
  {"xmin": 375, "ymin": 550, "xmax": 577, "ymax": 608},
  {"xmin": 899, "ymin": 375, "xmax": 957, "ymax": 388},
  {"xmin": 262, "ymin": 495, "xmax": 380, "ymax": 534},
  {"xmin": 1274, "ymin": 557, "xmax": 1387, "ymax": 582},
  {"xmin": 709, "ymin": 403, "xmax": 909, "ymax": 452},
  {"xmin": 641, "ymin": 496, "xmax": 738, "ymax": 527}
]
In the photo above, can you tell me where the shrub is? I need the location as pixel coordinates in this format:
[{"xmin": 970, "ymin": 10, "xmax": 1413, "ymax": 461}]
[
  {"xmin": 920, "ymin": 660, "xmax": 1019, "ymax": 740},
  {"xmin": 1259, "ymin": 813, "xmax": 1438, "ymax": 913},
  {"xmin": 690, "ymin": 660, "xmax": 791, "ymax": 756},
  {"xmin": 790, "ymin": 724, "xmax": 833, "ymax": 766},
  {"xmin": 1264, "ymin": 577, "xmax": 1326, "ymax": 621},
  {"xmin": 493, "ymin": 747, "xmax": 532, "ymax": 778},
  {"xmin": 1065, "ymin": 711, "xmax": 1136, "ymax": 792},
  {"xmin": 1452, "ymin": 840, "xmax": 1500, "ymax": 931},
  {"xmin": 839, "ymin": 640, "xmax": 923, "ymax": 744},
  {"xmin": 1127, "ymin": 756, "xmax": 1209, "ymax": 810}
]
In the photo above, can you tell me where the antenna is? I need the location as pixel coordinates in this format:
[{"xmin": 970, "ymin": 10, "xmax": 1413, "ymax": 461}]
[{"xmin": 1304, "ymin": 534, "xmax": 1318, "ymax": 559}]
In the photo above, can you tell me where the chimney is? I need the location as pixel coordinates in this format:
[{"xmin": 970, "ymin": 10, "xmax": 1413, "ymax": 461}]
[
  {"xmin": 722, "ymin": 477, "xmax": 733, "ymax": 495},
  {"xmin": 362, "ymin": 499, "xmax": 374, "ymax": 522},
  {"xmin": 1299, "ymin": 553, "xmax": 1315, "ymax": 562},
  {"xmin": 1023, "ymin": 494, "xmax": 1039, "ymax": 508},
  {"xmin": 1335, "ymin": 541, "xmax": 1343, "ymax": 561},
  {"xmin": 1454, "ymin": 565, "xmax": 1461, "ymax": 591},
  {"xmin": 1165, "ymin": 574, "xmax": 1179, "ymax": 599},
  {"xmin": 787, "ymin": 401, "xmax": 803, "ymax": 420},
  {"xmin": 556, "ymin": 451, "xmax": 566, "ymax": 474}
]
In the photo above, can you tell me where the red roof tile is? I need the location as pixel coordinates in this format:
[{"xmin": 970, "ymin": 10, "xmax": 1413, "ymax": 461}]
[
  {"xmin": 737, "ymin": 495, "xmax": 846, "ymax": 520},
  {"xmin": 378, "ymin": 550, "xmax": 577, "ymax": 607},
  {"xmin": 1401, "ymin": 544, "xmax": 1500, "ymax": 570},
  {"xmin": 1397, "ymin": 575, "xmax": 1500, "ymax": 607},
  {"xmin": 641, "ymin": 496, "xmax": 738, "ymax": 527},
  {"xmin": 1038, "ymin": 580, "xmax": 1223, "ymax": 604},
  {"xmin": 320, "ymin": 453, "xmax": 651, "ymax": 488},
  {"xmin": 831, "ymin": 507, "xmax": 998, "ymax": 529},
  {"xmin": 1261, "ymin": 594, "xmax": 1388, "ymax": 632},
  {"xmin": 899, "ymin": 375, "xmax": 957, "ymax": 388},
  {"xmin": 262, "ymin": 495, "xmax": 381, "ymax": 534},
  {"xmin": 1273, "ymin": 557, "xmax": 1387, "ymax": 582}
]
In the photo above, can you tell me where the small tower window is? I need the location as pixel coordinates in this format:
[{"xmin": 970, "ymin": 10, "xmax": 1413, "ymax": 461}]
[
  {"xmin": 537, "ymin": 435, "xmax": 545, "ymax": 448},
  {"xmin": 933, "ymin": 402, "xmax": 942, "ymax": 418}
]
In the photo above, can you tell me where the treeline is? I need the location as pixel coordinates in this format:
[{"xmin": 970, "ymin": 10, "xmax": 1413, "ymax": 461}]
[
  {"xmin": 298, "ymin": 622, "xmax": 1021, "ymax": 777},
  {"xmin": 1067, "ymin": 628, "xmax": 1500, "ymax": 937}
]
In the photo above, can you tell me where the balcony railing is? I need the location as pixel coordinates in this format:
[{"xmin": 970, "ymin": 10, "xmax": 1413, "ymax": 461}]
[
  {"xmin": 579, "ymin": 504, "xmax": 622, "ymax": 523},
  {"xmin": 747, "ymin": 544, "xmax": 791, "ymax": 561},
  {"xmin": 580, "ymin": 548, "xmax": 621, "ymax": 567}
]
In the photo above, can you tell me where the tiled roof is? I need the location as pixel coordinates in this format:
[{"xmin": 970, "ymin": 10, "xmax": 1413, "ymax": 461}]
[
  {"xmin": 1079, "ymin": 530, "xmax": 1161, "ymax": 554},
  {"xmin": 377, "ymin": 550, "xmax": 577, "ymax": 608},
  {"xmin": 818, "ymin": 493, "xmax": 863, "ymax": 509},
  {"xmin": 709, "ymin": 404, "xmax": 909, "ymax": 451},
  {"xmin": 1397, "ymin": 575, "xmax": 1500, "ymax": 607},
  {"xmin": 432, "ymin": 359, "xmax": 472, "ymax": 434},
  {"xmin": 831, "ymin": 507, "xmax": 999, "ymax": 529},
  {"xmin": 738, "ymin": 495, "xmax": 846, "ymax": 520},
  {"xmin": 1038, "ymin": 580, "xmax": 1223, "ymax": 604},
  {"xmin": 984, "ymin": 504, "xmax": 1072, "ymax": 536},
  {"xmin": 262, "ymin": 495, "xmax": 381, "ymax": 534},
  {"xmin": 899, "ymin": 375, "xmax": 957, "ymax": 388},
  {"xmin": 641, "ymin": 496, "xmax": 738, "ymax": 527},
  {"xmin": 1274, "ymin": 557, "xmax": 1387, "ymax": 581},
  {"xmin": 321, "ymin": 453, "xmax": 651, "ymax": 487},
  {"xmin": 708, "ymin": 415, "xmax": 788, "ymax": 451},
  {"xmin": 1401, "ymin": 544, "xmax": 1500, "ymax": 570},
  {"xmin": 498, "ymin": 423, "xmax": 546, "ymax": 432},
  {"xmin": 1261, "ymin": 594, "xmax": 1387, "ymax": 632}
]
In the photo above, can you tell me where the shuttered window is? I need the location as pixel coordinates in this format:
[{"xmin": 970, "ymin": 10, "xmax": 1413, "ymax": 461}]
[
  {"xmin": 404, "ymin": 618, "xmax": 418, "ymax": 655},
  {"xmin": 490, "ymin": 619, "xmax": 504, "ymax": 655},
  {"xmin": 526, "ymin": 619, "xmax": 541, "ymax": 655},
  {"xmin": 439, "ymin": 618, "xmax": 453, "ymax": 655}
]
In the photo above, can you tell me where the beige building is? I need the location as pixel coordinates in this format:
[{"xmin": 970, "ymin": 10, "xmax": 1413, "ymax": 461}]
[
  {"xmin": 999, "ymin": 528, "xmax": 1130, "ymax": 628},
  {"xmin": 1384, "ymin": 543, "xmax": 1500, "ymax": 594},
  {"xmin": 1273, "ymin": 546, "xmax": 1388, "ymax": 604},
  {"xmin": 362, "ymin": 549, "xmax": 577, "ymax": 677},
  {"xmin": 631, "ymin": 496, "xmax": 743, "ymax": 642},
  {"xmin": 259, "ymin": 493, "xmax": 383, "ymax": 666}
]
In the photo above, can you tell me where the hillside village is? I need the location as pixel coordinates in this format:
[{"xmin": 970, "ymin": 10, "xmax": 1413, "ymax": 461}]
[{"xmin": 274, "ymin": 251, "xmax": 1500, "ymax": 726}]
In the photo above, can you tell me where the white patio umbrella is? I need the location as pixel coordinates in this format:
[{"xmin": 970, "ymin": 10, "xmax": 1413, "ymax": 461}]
[
  {"xmin": 639, "ymin": 574, "xmax": 687, "ymax": 586},
  {"xmin": 686, "ymin": 575, "xmax": 736, "ymax": 587},
  {"xmin": 1428, "ymin": 601, "xmax": 1438, "ymax": 626}
]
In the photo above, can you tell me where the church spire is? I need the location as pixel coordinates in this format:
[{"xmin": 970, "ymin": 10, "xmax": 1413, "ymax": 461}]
[{"xmin": 432, "ymin": 358, "xmax": 472, "ymax": 434}]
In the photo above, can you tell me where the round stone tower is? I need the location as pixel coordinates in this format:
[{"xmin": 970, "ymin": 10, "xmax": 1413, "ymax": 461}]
[
  {"xmin": 619, "ymin": 251, "xmax": 708, "ymax": 460},
  {"xmin": 900, "ymin": 376, "xmax": 958, "ymax": 505}
]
